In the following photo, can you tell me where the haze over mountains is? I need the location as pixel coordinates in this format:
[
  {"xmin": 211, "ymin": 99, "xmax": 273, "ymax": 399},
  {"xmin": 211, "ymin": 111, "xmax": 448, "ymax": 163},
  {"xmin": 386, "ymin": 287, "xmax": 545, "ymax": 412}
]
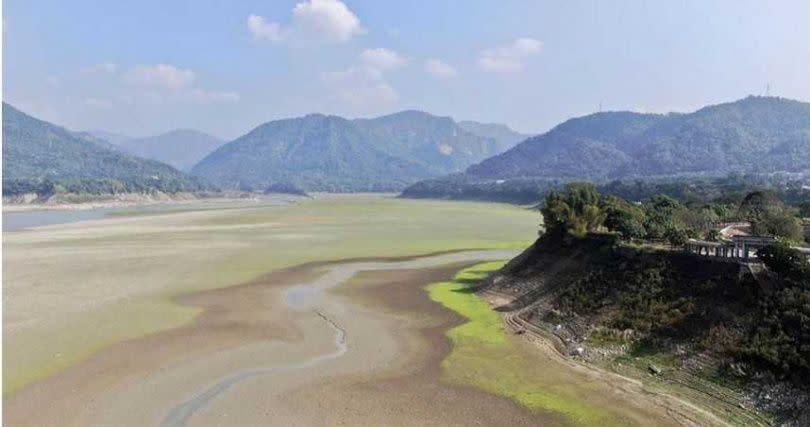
[
  {"xmin": 403, "ymin": 96, "xmax": 810, "ymax": 199},
  {"xmin": 2, "ymin": 104, "xmax": 526, "ymax": 195},
  {"xmin": 4, "ymin": 96, "xmax": 810, "ymax": 198},
  {"xmin": 2, "ymin": 103, "xmax": 202, "ymax": 195},
  {"xmin": 457, "ymin": 121, "xmax": 532, "ymax": 154},
  {"xmin": 113, "ymin": 130, "xmax": 225, "ymax": 172},
  {"xmin": 191, "ymin": 111, "xmax": 525, "ymax": 191},
  {"xmin": 84, "ymin": 130, "xmax": 132, "ymax": 146},
  {"xmin": 468, "ymin": 96, "xmax": 810, "ymax": 180}
]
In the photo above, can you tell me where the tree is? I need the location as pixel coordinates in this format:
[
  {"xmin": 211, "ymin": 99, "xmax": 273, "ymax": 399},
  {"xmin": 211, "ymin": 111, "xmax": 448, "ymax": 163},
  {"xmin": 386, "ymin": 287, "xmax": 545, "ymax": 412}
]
[
  {"xmin": 676, "ymin": 206, "xmax": 719, "ymax": 239},
  {"xmin": 664, "ymin": 227, "xmax": 689, "ymax": 247},
  {"xmin": 751, "ymin": 206, "xmax": 803, "ymax": 242},
  {"xmin": 738, "ymin": 190, "xmax": 781, "ymax": 223},
  {"xmin": 736, "ymin": 191, "xmax": 803, "ymax": 242},
  {"xmin": 540, "ymin": 183, "xmax": 605, "ymax": 239},
  {"xmin": 603, "ymin": 196, "xmax": 646, "ymax": 240},
  {"xmin": 743, "ymin": 244, "xmax": 810, "ymax": 380},
  {"xmin": 643, "ymin": 195, "xmax": 683, "ymax": 239},
  {"xmin": 757, "ymin": 243, "xmax": 809, "ymax": 284}
]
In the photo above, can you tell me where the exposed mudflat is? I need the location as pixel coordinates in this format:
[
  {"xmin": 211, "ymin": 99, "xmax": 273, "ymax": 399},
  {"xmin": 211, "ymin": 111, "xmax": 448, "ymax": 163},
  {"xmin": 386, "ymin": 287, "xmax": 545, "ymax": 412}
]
[
  {"xmin": 5, "ymin": 250, "xmax": 544, "ymax": 426},
  {"xmin": 3, "ymin": 197, "xmax": 732, "ymax": 426}
]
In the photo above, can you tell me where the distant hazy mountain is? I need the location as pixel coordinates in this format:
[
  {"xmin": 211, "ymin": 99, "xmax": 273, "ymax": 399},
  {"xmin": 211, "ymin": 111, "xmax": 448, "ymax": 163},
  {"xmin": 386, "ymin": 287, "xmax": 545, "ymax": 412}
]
[
  {"xmin": 70, "ymin": 131, "xmax": 122, "ymax": 151},
  {"xmin": 117, "ymin": 129, "xmax": 224, "ymax": 171},
  {"xmin": 458, "ymin": 120, "xmax": 531, "ymax": 153},
  {"xmin": 466, "ymin": 96, "xmax": 810, "ymax": 180},
  {"xmin": 2, "ymin": 103, "xmax": 202, "ymax": 195},
  {"xmin": 85, "ymin": 130, "xmax": 133, "ymax": 146},
  {"xmin": 192, "ymin": 110, "xmax": 510, "ymax": 191}
]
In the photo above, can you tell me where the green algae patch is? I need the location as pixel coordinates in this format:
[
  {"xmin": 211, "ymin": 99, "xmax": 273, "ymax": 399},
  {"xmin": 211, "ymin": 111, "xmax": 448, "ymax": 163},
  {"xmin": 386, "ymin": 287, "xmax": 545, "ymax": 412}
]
[
  {"xmin": 3, "ymin": 298, "xmax": 199, "ymax": 396},
  {"xmin": 427, "ymin": 262, "xmax": 626, "ymax": 426}
]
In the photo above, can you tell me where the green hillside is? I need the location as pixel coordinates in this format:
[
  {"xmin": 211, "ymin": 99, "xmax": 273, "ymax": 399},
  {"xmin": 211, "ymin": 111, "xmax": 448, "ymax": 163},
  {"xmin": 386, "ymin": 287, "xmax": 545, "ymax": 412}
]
[
  {"xmin": 2, "ymin": 103, "xmax": 203, "ymax": 196},
  {"xmin": 404, "ymin": 97, "xmax": 810, "ymax": 201},
  {"xmin": 467, "ymin": 96, "xmax": 810, "ymax": 180},
  {"xmin": 191, "ymin": 111, "xmax": 521, "ymax": 192}
]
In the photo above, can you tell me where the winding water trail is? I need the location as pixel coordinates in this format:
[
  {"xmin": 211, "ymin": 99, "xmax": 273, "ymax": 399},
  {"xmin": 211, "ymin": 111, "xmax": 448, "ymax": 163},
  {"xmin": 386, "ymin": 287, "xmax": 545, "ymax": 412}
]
[{"xmin": 160, "ymin": 249, "xmax": 517, "ymax": 427}]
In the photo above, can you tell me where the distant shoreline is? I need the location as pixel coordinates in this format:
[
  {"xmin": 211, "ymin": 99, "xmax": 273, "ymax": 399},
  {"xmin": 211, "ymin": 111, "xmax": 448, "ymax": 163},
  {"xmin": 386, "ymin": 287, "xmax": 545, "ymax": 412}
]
[{"xmin": 1, "ymin": 191, "xmax": 313, "ymax": 213}]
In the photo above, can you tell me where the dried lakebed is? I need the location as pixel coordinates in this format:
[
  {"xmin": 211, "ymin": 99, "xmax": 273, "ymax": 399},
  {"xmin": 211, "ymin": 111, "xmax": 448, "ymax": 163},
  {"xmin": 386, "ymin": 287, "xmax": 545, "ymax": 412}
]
[
  {"xmin": 160, "ymin": 249, "xmax": 517, "ymax": 427},
  {"xmin": 5, "ymin": 247, "xmax": 731, "ymax": 426}
]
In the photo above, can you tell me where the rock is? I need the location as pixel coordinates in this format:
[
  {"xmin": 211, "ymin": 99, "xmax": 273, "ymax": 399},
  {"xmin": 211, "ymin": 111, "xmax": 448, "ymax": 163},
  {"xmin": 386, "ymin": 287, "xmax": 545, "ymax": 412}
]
[
  {"xmin": 648, "ymin": 364, "xmax": 662, "ymax": 375},
  {"xmin": 554, "ymin": 324, "xmax": 562, "ymax": 332},
  {"xmin": 572, "ymin": 347, "xmax": 584, "ymax": 356}
]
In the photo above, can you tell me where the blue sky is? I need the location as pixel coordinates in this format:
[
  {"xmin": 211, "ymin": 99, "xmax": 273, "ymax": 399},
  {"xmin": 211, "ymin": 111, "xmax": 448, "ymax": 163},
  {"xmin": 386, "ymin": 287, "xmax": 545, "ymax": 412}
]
[{"xmin": 3, "ymin": 0, "xmax": 810, "ymax": 139}]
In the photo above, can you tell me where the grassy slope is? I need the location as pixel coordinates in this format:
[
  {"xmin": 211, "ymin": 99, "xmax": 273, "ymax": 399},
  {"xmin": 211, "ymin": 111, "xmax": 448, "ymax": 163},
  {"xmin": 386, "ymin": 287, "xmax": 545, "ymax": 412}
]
[
  {"xmin": 426, "ymin": 263, "xmax": 627, "ymax": 426},
  {"xmin": 3, "ymin": 196, "xmax": 536, "ymax": 393}
]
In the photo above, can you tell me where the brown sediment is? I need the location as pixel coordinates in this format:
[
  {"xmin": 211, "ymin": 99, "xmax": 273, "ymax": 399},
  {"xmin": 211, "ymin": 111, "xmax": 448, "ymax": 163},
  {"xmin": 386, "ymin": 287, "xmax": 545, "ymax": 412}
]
[
  {"xmin": 323, "ymin": 267, "xmax": 726, "ymax": 427},
  {"xmin": 273, "ymin": 265, "xmax": 563, "ymax": 426},
  {"xmin": 3, "ymin": 252, "xmax": 541, "ymax": 427},
  {"xmin": 4, "ymin": 251, "xmax": 717, "ymax": 427}
]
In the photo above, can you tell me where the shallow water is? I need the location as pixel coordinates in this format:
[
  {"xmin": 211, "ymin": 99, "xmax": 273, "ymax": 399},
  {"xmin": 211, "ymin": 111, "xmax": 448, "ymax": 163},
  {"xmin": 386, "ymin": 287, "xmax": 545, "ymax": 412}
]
[
  {"xmin": 2, "ymin": 208, "xmax": 115, "ymax": 231},
  {"xmin": 2, "ymin": 195, "xmax": 296, "ymax": 231}
]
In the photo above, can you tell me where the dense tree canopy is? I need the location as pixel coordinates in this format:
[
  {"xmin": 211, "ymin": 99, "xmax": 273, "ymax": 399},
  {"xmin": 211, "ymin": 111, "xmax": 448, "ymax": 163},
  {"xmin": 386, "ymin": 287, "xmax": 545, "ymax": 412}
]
[{"xmin": 541, "ymin": 183, "xmax": 605, "ymax": 238}]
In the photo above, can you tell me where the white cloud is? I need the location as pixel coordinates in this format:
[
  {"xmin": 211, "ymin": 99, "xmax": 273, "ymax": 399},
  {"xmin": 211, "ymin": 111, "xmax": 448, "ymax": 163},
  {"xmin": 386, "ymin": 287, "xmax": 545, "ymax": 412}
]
[
  {"xmin": 116, "ymin": 64, "xmax": 238, "ymax": 105},
  {"xmin": 248, "ymin": 0, "xmax": 363, "ymax": 45},
  {"xmin": 424, "ymin": 58, "xmax": 457, "ymax": 79},
  {"xmin": 360, "ymin": 48, "xmax": 407, "ymax": 70},
  {"xmin": 322, "ymin": 66, "xmax": 398, "ymax": 109},
  {"xmin": 247, "ymin": 15, "xmax": 285, "ymax": 42},
  {"xmin": 320, "ymin": 47, "xmax": 405, "ymax": 111},
  {"xmin": 191, "ymin": 89, "xmax": 241, "ymax": 104},
  {"xmin": 125, "ymin": 64, "xmax": 195, "ymax": 90},
  {"xmin": 478, "ymin": 37, "xmax": 542, "ymax": 73},
  {"xmin": 292, "ymin": 0, "xmax": 363, "ymax": 42}
]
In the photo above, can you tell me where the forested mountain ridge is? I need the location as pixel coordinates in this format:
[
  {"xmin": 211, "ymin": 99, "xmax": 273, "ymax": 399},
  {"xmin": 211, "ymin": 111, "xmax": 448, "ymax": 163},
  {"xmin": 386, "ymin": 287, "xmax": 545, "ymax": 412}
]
[
  {"xmin": 467, "ymin": 96, "xmax": 810, "ymax": 180},
  {"xmin": 2, "ymin": 103, "xmax": 203, "ymax": 196},
  {"xmin": 193, "ymin": 114, "xmax": 432, "ymax": 191},
  {"xmin": 192, "ymin": 110, "xmax": 523, "ymax": 191}
]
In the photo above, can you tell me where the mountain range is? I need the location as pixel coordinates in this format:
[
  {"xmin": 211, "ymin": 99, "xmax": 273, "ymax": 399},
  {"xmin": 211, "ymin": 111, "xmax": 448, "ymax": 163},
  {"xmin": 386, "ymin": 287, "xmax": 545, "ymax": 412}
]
[
  {"xmin": 467, "ymin": 96, "xmax": 810, "ymax": 180},
  {"xmin": 191, "ymin": 111, "xmax": 525, "ymax": 191},
  {"xmin": 404, "ymin": 96, "xmax": 810, "ymax": 200},
  {"xmin": 5, "ymin": 96, "xmax": 809, "ymax": 199},
  {"xmin": 2, "ymin": 103, "xmax": 202, "ymax": 195}
]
